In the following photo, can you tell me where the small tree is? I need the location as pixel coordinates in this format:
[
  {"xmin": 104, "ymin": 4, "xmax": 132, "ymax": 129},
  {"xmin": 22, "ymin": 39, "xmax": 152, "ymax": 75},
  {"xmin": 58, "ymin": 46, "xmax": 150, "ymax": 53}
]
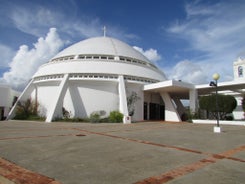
[
  {"xmin": 199, "ymin": 94, "xmax": 237, "ymax": 120},
  {"xmin": 14, "ymin": 98, "xmax": 39, "ymax": 120},
  {"xmin": 62, "ymin": 107, "xmax": 71, "ymax": 119},
  {"xmin": 127, "ymin": 91, "xmax": 140, "ymax": 116}
]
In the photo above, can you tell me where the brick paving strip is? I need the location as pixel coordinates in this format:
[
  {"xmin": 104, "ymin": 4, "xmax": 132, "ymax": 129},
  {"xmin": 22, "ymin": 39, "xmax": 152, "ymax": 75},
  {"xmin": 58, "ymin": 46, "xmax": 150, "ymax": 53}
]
[
  {"xmin": 0, "ymin": 134, "xmax": 85, "ymax": 141},
  {"xmin": 0, "ymin": 158, "xmax": 61, "ymax": 184}
]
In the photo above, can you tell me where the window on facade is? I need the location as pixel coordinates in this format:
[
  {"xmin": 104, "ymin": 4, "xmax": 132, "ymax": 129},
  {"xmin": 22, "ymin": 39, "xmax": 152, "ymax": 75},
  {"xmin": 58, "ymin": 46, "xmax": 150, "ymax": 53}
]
[
  {"xmin": 238, "ymin": 66, "xmax": 243, "ymax": 77},
  {"xmin": 78, "ymin": 55, "xmax": 85, "ymax": 59}
]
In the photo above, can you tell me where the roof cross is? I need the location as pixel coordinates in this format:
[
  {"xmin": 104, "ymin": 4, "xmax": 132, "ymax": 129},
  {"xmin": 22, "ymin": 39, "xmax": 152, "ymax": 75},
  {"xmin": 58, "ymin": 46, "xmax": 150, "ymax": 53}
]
[{"xmin": 103, "ymin": 26, "xmax": 106, "ymax": 37}]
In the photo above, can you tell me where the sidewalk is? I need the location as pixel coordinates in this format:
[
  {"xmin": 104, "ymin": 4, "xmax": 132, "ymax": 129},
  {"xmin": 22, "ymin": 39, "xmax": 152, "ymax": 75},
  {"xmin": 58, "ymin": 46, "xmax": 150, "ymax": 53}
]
[{"xmin": 0, "ymin": 121, "xmax": 244, "ymax": 184}]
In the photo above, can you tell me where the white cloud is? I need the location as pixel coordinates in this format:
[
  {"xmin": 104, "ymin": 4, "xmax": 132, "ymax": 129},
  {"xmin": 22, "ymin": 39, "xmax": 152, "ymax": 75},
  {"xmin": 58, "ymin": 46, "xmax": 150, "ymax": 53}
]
[
  {"xmin": 10, "ymin": 6, "xmax": 60, "ymax": 37},
  {"xmin": 8, "ymin": 5, "xmax": 102, "ymax": 39},
  {"xmin": 133, "ymin": 46, "xmax": 161, "ymax": 62},
  {"xmin": 8, "ymin": 4, "xmax": 136, "ymax": 42},
  {"xmin": 167, "ymin": 60, "xmax": 208, "ymax": 84},
  {"xmin": 1, "ymin": 3, "xmax": 141, "ymax": 90},
  {"xmin": 166, "ymin": 1, "xmax": 245, "ymax": 83},
  {"xmin": 1, "ymin": 28, "xmax": 65, "ymax": 90},
  {"xmin": 0, "ymin": 44, "xmax": 15, "ymax": 68}
]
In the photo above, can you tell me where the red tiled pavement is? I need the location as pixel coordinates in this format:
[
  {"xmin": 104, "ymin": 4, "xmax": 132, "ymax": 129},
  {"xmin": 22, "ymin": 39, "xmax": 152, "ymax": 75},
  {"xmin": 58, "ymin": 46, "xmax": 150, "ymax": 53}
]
[{"xmin": 0, "ymin": 158, "xmax": 61, "ymax": 184}]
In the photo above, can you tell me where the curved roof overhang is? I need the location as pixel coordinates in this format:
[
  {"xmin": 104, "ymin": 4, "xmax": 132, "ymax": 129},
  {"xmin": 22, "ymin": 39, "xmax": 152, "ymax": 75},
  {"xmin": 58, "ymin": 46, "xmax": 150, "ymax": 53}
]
[
  {"xmin": 144, "ymin": 80, "xmax": 195, "ymax": 99},
  {"xmin": 196, "ymin": 79, "xmax": 245, "ymax": 96},
  {"xmin": 144, "ymin": 79, "xmax": 245, "ymax": 99}
]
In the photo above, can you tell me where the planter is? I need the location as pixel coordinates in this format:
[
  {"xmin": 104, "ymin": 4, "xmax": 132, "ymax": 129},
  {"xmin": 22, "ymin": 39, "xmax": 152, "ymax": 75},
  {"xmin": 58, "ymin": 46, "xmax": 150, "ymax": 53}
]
[
  {"xmin": 123, "ymin": 116, "xmax": 131, "ymax": 124},
  {"xmin": 213, "ymin": 126, "xmax": 221, "ymax": 133}
]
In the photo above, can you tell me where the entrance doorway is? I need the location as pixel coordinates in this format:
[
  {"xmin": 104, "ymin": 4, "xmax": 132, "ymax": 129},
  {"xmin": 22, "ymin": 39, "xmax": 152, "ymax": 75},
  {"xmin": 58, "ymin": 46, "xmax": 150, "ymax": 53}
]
[
  {"xmin": 144, "ymin": 102, "xmax": 164, "ymax": 120},
  {"xmin": 0, "ymin": 107, "xmax": 4, "ymax": 120}
]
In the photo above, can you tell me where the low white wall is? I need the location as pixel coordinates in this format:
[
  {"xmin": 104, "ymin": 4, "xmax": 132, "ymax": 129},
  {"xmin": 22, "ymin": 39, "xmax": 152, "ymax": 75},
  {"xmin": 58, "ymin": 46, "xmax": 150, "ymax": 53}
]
[{"xmin": 192, "ymin": 119, "xmax": 245, "ymax": 126}]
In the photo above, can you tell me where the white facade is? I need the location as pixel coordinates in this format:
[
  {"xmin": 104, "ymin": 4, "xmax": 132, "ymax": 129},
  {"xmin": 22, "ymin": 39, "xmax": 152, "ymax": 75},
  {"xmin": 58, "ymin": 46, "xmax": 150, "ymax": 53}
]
[
  {"xmin": 232, "ymin": 58, "xmax": 245, "ymax": 119},
  {"xmin": 196, "ymin": 57, "xmax": 245, "ymax": 120},
  {"xmin": 8, "ymin": 36, "xmax": 167, "ymax": 123},
  {"xmin": 0, "ymin": 85, "xmax": 20, "ymax": 120},
  {"xmin": 233, "ymin": 57, "xmax": 245, "ymax": 80}
]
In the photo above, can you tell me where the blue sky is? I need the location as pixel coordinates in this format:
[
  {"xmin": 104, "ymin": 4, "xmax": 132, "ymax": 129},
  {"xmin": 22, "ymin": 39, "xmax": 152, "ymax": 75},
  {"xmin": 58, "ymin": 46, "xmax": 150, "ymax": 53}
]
[{"xmin": 1, "ymin": 0, "xmax": 245, "ymax": 90}]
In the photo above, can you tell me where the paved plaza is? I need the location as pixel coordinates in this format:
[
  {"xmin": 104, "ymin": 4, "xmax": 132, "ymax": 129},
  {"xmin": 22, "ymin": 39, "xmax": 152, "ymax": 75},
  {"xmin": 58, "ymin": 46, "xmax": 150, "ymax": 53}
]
[{"xmin": 0, "ymin": 120, "xmax": 244, "ymax": 184}]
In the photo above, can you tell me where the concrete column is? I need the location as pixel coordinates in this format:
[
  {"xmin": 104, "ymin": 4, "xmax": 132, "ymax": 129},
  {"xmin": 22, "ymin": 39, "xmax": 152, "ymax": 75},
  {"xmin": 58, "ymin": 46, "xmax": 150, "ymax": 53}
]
[
  {"xmin": 7, "ymin": 79, "xmax": 35, "ymax": 120},
  {"xmin": 118, "ymin": 75, "xmax": 130, "ymax": 124},
  {"xmin": 172, "ymin": 96, "xmax": 185, "ymax": 118},
  {"xmin": 45, "ymin": 74, "xmax": 69, "ymax": 123},
  {"xmin": 160, "ymin": 92, "xmax": 181, "ymax": 122},
  {"xmin": 189, "ymin": 89, "xmax": 197, "ymax": 114},
  {"xmin": 146, "ymin": 102, "xmax": 150, "ymax": 120}
]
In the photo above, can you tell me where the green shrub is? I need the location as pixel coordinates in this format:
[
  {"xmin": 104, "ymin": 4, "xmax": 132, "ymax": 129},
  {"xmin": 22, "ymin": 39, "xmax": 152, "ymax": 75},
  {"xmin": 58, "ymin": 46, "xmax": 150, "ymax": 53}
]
[
  {"xmin": 89, "ymin": 110, "xmax": 106, "ymax": 123},
  {"xmin": 184, "ymin": 109, "xmax": 200, "ymax": 123},
  {"xmin": 26, "ymin": 115, "xmax": 46, "ymax": 121},
  {"xmin": 14, "ymin": 98, "xmax": 44, "ymax": 120},
  {"xmin": 89, "ymin": 112, "xmax": 101, "ymax": 123},
  {"xmin": 109, "ymin": 111, "xmax": 123, "ymax": 123},
  {"xmin": 53, "ymin": 117, "xmax": 86, "ymax": 122},
  {"xmin": 199, "ymin": 94, "xmax": 237, "ymax": 120}
]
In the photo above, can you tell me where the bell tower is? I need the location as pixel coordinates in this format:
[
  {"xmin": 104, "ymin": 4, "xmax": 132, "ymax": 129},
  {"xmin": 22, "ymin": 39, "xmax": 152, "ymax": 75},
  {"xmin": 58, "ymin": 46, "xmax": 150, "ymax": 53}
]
[{"xmin": 233, "ymin": 57, "xmax": 245, "ymax": 80}]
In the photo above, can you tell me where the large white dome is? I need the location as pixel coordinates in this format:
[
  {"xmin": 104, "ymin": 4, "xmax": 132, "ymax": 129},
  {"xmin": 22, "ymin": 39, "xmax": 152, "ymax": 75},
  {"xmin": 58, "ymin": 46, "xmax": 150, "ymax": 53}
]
[
  {"xmin": 34, "ymin": 36, "xmax": 166, "ymax": 82},
  {"xmin": 9, "ymin": 36, "xmax": 168, "ymax": 123},
  {"xmin": 54, "ymin": 37, "xmax": 150, "ymax": 63}
]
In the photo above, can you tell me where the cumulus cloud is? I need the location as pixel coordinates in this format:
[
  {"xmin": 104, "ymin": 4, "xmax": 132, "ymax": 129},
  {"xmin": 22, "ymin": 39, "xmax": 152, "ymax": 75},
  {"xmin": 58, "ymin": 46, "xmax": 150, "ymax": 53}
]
[
  {"xmin": 133, "ymin": 46, "xmax": 161, "ymax": 62},
  {"xmin": 0, "ymin": 44, "xmax": 15, "ymax": 68},
  {"xmin": 166, "ymin": 1, "xmax": 245, "ymax": 83},
  {"xmin": 167, "ymin": 60, "xmax": 208, "ymax": 84},
  {"xmin": 1, "ymin": 28, "xmax": 64, "ymax": 90}
]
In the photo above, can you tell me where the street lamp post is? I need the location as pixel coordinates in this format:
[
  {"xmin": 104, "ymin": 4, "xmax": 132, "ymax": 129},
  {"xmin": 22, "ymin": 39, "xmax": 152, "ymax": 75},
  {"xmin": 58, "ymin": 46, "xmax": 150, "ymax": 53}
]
[{"xmin": 209, "ymin": 73, "xmax": 221, "ymax": 133}]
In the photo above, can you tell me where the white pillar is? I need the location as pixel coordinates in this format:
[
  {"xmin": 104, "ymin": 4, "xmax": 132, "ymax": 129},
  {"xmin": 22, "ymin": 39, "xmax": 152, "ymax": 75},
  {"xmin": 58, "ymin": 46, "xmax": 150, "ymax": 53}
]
[
  {"xmin": 7, "ymin": 79, "xmax": 35, "ymax": 120},
  {"xmin": 189, "ymin": 89, "xmax": 197, "ymax": 114},
  {"xmin": 45, "ymin": 74, "xmax": 69, "ymax": 123},
  {"xmin": 118, "ymin": 75, "xmax": 130, "ymax": 124},
  {"xmin": 160, "ymin": 92, "xmax": 181, "ymax": 122},
  {"xmin": 172, "ymin": 96, "xmax": 185, "ymax": 118}
]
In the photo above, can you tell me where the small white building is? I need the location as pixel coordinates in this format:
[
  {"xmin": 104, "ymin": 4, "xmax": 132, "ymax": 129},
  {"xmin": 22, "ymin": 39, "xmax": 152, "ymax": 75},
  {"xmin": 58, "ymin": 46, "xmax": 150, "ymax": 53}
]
[
  {"xmin": 6, "ymin": 36, "xmax": 245, "ymax": 123},
  {"xmin": 0, "ymin": 85, "xmax": 20, "ymax": 120},
  {"xmin": 196, "ymin": 57, "xmax": 245, "ymax": 120}
]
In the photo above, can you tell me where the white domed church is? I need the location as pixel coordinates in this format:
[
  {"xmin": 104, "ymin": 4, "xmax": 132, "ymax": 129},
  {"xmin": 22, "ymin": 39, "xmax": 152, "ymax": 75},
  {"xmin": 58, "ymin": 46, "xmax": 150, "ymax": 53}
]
[{"xmin": 8, "ymin": 36, "xmax": 170, "ymax": 123}]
